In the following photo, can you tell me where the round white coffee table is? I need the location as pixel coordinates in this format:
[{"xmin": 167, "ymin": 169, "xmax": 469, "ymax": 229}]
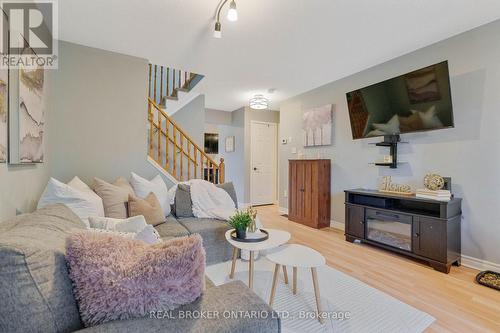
[
  {"xmin": 225, "ymin": 228, "xmax": 291, "ymax": 290},
  {"xmin": 266, "ymin": 244, "xmax": 326, "ymax": 323}
]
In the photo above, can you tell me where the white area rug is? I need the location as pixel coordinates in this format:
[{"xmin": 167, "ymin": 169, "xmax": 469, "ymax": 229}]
[{"xmin": 206, "ymin": 257, "xmax": 435, "ymax": 333}]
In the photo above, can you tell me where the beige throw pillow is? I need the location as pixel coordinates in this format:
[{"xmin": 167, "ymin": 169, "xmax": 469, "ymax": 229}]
[
  {"xmin": 93, "ymin": 177, "xmax": 135, "ymax": 219},
  {"xmin": 128, "ymin": 192, "xmax": 165, "ymax": 226}
]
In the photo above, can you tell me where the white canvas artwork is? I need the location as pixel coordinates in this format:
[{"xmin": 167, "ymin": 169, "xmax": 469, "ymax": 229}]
[
  {"xmin": 18, "ymin": 66, "xmax": 45, "ymax": 163},
  {"xmin": 302, "ymin": 104, "xmax": 333, "ymax": 147},
  {"xmin": 0, "ymin": 69, "xmax": 7, "ymax": 162}
]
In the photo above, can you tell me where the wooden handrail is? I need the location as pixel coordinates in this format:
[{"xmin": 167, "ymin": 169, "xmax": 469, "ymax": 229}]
[{"xmin": 147, "ymin": 98, "xmax": 225, "ymax": 184}]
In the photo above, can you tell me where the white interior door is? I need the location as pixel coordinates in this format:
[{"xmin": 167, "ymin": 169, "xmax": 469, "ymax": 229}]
[{"xmin": 251, "ymin": 121, "xmax": 277, "ymax": 205}]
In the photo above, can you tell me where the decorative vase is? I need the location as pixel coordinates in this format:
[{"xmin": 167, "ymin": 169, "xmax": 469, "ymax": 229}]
[{"xmin": 236, "ymin": 228, "xmax": 246, "ymax": 239}]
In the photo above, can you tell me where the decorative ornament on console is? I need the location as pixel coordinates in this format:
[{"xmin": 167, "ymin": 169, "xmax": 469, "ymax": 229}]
[{"xmin": 378, "ymin": 176, "xmax": 413, "ymax": 195}]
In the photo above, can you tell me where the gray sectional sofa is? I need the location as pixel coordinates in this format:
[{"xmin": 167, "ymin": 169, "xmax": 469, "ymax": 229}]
[
  {"xmin": 159, "ymin": 182, "xmax": 237, "ymax": 265},
  {"xmin": 0, "ymin": 203, "xmax": 280, "ymax": 333}
]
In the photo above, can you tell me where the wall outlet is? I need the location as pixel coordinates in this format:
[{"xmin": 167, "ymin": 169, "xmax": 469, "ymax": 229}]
[{"xmin": 284, "ymin": 189, "xmax": 288, "ymax": 198}]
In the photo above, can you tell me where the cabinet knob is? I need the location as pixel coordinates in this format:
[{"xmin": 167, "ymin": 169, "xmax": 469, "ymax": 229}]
[{"xmin": 414, "ymin": 233, "xmax": 420, "ymax": 237}]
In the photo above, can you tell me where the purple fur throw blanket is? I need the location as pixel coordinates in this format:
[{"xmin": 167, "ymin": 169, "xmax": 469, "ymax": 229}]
[{"xmin": 66, "ymin": 231, "xmax": 206, "ymax": 327}]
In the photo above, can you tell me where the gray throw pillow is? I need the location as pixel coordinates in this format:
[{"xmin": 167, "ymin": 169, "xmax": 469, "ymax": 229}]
[{"xmin": 174, "ymin": 184, "xmax": 194, "ymax": 217}]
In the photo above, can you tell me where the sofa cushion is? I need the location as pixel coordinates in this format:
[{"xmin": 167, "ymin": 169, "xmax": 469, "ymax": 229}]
[
  {"xmin": 178, "ymin": 217, "xmax": 233, "ymax": 265},
  {"xmin": 0, "ymin": 204, "xmax": 85, "ymax": 333},
  {"xmin": 154, "ymin": 215, "xmax": 190, "ymax": 240},
  {"xmin": 216, "ymin": 182, "xmax": 238, "ymax": 208},
  {"xmin": 73, "ymin": 281, "xmax": 280, "ymax": 333}
]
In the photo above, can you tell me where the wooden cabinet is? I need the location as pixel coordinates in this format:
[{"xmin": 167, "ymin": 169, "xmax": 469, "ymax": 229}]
[{"xmin": 288, "ymin": 159, "xmax": 331, "ymax": 229}]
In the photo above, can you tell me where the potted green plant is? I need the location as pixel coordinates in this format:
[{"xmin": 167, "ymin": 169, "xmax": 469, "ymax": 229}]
[{"xmin": 228, "ymin": 210, "xmax": 253, "ymax": 239}]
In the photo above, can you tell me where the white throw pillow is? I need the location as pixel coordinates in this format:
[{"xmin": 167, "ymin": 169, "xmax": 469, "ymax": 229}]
[
  {"xmin": 129, "ymin": 172, "xmax": 170, "ymax": 216},
  {"xmin": 411, "ymin": 105, "xmax": 443, "ymax": 129},
  {"xmin": 88, "ymin": 215, "xmax": 148, "ymax": 233},
  {"xmin": 88, "ymin": 228, "xmax": 136, "ymax": 239},
  {"xmin": 67, "ymin": 176, "xmax": 105, "ymax": 217},
  {"xmin": 135, "ymin": 225, "xmax": 161, "ymax": 244},
  {"xmin": 88, "ymin": 216, "xmax": 161, "ymax": 245},
  {"xmin": 372, "ymin": 114, "xmax": 400, "ymax": 135},
  {"xmin": 37, "ymin": 178, "xmax": 101, "ymax": 228}
]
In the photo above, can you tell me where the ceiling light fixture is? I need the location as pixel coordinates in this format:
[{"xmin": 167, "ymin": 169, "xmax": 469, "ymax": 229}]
[
  {"xmin": 213, "ymin": 0, "xmax": 238, "ymax": 38},
  {"xmin": 249, "ymin": 94, "xmax": 269, "ymax": 110}
]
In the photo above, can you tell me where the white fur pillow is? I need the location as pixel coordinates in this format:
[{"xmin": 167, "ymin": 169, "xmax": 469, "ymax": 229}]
[
  {"xmin": 130, "ymin": 172, "xmax": 170, "ymax": 217},
  {"xmin": 88, "ymin": 215, "xmax": 161, "ymax": 244}
]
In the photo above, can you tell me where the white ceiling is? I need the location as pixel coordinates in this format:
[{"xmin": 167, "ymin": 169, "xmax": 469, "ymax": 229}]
[{"xmin": 59, "ymin": 0, "xmax": 500, "ymax": 111}]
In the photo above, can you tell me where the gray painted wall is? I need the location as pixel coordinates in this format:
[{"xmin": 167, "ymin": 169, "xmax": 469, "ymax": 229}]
[
  {"xmin": 279, "ymin": 20, "xmax": 500, "ymax": 265},
  {"xmin": 204, "ymin": 107, "xmax": 279, "ymax": 205},
  {"xmin": 49, "ymin": 41, "xmax": 176, "ymax": 186},
  {"xmin": 171, "ymin": 94, "xmax": 205, "ymax": 148}
]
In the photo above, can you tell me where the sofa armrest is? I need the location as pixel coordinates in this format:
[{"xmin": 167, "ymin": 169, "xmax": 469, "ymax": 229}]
[{"xmin": 74, "ymin": 281, "xmax": 280, "ymax": 333}]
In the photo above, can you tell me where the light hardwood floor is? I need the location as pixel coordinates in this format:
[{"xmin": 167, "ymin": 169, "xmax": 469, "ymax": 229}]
[{"xmin": 256, "ymin": 205, "xmax": 500, "ymax": 333}]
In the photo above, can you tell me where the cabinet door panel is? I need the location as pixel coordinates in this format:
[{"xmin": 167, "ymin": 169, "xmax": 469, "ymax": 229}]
[
  {"xmin": 346, "ymin": 205, "xmax": 365, "ymax": 239},
  {"xmin": 413, "ymin": 217, "xmax": 446, "ymax": 262}
]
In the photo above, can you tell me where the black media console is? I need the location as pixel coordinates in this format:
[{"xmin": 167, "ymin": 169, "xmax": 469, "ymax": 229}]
[{"xmin": 344, "ymin": 189, "xmax": 462, "ymax": 273}]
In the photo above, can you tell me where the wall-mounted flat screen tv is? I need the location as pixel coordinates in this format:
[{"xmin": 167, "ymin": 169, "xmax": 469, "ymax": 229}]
[{"xmin": 346, "ymin": 61, "xmax": 454, "ymax": 140}]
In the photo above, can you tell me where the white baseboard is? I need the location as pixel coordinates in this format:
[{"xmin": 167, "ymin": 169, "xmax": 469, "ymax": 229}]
[
  {"xmin": 279, "ymin": 206, "xmax": 344, "ymax": 230},
  {"xmin": 461, "ymin": 255, "xmax": 500, "ymax": 272},
  {"xmin": 330, "ymin": 220, "xmax": 345, "ymax": 231},
  {"xmin": 278, "ymin": 206, "xmax": 500, "ymax": 271}
]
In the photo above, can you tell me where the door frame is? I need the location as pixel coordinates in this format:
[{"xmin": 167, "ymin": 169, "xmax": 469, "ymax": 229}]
[{"xmin": 250, "ymin": 120, "xmax": 278, "ymax": 206}]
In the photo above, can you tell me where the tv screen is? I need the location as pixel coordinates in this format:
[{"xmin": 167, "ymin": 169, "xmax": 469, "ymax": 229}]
[
  {"xmin": 346, "ymin": 61, "xmax": 454, "ymax": 140},
  {"xmin": 204, "ymin": 133, "xmax": 219, "ymax": 154}
]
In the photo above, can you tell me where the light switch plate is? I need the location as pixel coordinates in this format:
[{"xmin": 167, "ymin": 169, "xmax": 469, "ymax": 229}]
[{"xmin": 291, "ymin": 147, "xmax": 297, "ymax": 154}]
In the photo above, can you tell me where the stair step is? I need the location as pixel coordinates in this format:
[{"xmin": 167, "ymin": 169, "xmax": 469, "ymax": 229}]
[
  {"xmin": 176, "ymin": 87, "xmax": 189, "ymax": 93},
  {"xmin": 166, "ymin": 95, "xmax": 178, "ymax": 101}
]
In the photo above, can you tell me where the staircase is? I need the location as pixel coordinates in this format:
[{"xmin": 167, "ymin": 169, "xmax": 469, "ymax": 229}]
[
  {"xmin": 147, "ymin": 64, "xmax": 225, "ymax": 184},
  {"xmin": 148, "ymin": 64, "xmax": 204, "ymax": 112}
]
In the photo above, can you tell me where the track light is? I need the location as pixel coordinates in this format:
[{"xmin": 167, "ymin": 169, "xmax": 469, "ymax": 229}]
[
  {"xmin": 227, "ymin": 0, "xmax": 238, "ymax": 22},
  {"xmin": 213, "ymin": 0, "xmax": 238, "ymax": 38}
]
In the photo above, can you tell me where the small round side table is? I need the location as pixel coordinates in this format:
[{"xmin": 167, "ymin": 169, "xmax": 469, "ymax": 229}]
[
  {"xmin": 266, "ymin": 244, "xmax": 326, "ymax": 323},
  {"xmin": 225, "ymin": 228, "xmax": 290, "ymax": 290}
]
